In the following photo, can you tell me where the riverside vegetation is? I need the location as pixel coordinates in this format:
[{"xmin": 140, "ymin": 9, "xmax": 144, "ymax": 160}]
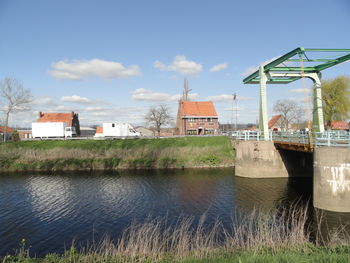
[
  {"xmin": 2, "ymin": 206, "xmax": 350, "ymax": 263},
  {"xmin": 0, "ymin": 136, "xmax": 234, "ymax": 172}
]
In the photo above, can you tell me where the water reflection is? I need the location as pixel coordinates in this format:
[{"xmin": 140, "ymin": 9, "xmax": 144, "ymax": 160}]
[
  {"xmin": 234, "ymin": 177, "xmax": 288, "ymax": 212},
  {"xmin": 25, "ymin": 176, "xmax": 73, "ymax": 222},
  {"xmin": 0, "ymin": 169, "xmax": 348, "ymax": 257}
]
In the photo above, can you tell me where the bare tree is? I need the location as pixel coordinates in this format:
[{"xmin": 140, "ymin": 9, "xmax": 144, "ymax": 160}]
[
  {"xmin": 145, "ymin": 105, "xmax": 172, "ymax": 136},
  {"xmin": 273, "ymin": 99, "xmax": 304, "ymax": 131},
  {"xmin": 0, "ymin": 77, "xmax": 33, "ymax": 141}
]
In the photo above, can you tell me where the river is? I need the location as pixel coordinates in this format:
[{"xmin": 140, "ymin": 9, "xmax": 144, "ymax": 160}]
[{"xmin": 0, "ymin": 168, "xmax": 349, "ymax": 256}]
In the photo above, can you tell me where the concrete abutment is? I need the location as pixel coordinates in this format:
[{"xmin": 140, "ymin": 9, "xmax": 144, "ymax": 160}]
[
  {"xmin": 314, "ymin": 147, "xmax": 350, "ymax": 212},
  {"xmin": 232, "ymin": 140, "xmax": 312, "ymax": 178},
  {"xmin": 232, "ymin": 141, "xmax": 350, "ymax": 212}
]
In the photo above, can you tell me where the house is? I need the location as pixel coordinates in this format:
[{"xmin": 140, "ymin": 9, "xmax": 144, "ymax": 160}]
[
  {"xmin": 325, "ymin": 120, "xmax": 349, "ymax": 130},
  {"xmin": 268, "ymin": 115, "xmax": 283, "ymax": 131},
  {"xmin": 0, "ymin": 126, "xmax": 14, "ymax": 141},
  {"xmin": 159, "ymin": 128, "xmax": 176, "ymax": 137},
  {"xmin": 17, "ymin": 129, "xmax": 32, "ymax": 140},
  {"xmin": 36, "ymin": 111, "xmax": 81, "ymax": 136},
  {"xmin": 135, "ymin": 126, "xmax": 154, "ymax": 137},
  {"xmin": 80, "ymin": 127, "xmax": 96, "ymax": 137},
  {"xmin": 176, "ymin": 101, "xmax": 219, "ymax": 135}
]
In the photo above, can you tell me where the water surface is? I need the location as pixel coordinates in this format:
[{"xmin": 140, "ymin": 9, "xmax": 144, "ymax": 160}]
[{"xmin": 0, "ymin": 169, "xmax": 348, "ymax": 256}]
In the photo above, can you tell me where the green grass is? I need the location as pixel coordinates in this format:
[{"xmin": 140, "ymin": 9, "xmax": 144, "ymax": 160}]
[
  {"xmin": 2, "ymin": 136, "xmax": 230, "ymax": 150},
  {"xmin": 0, "ymin": 136, "xmax": 235, "ymax": 171},
  {"xmin": 3, "ymin": 246, "xmax": 350, "ymax": 263}
]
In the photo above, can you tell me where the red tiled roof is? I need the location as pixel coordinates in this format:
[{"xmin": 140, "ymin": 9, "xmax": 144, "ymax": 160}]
[
  {"xmin": 96, "ymin": 127, "xmax": 103, "ymax": 134},
  {"xmin": 0, "ymin": 126, "xmax": 14, "ymax": 133},
  {"xmin": 268, "ymin": 115, "xmax": 282, "ymax": 129},
  {"xmin": 180, "ymin": 101, "xmax": 218, "ymax": 117},
  {"xmin": 329, "ymin": 121, "xmax": 349, "ymax": 130},
  {"xmin": 37, "ymin": 112, "xmax": 73, "ymax": 126}
]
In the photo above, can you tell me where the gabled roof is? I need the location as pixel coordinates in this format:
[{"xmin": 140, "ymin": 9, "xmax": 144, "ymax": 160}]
[
  {"xmin": 180, "ymin": 101, "xmax": 218, "ymax": 117},
  {"xmin": 268, "ymin": 115, "xmax": 282, "ymax": 129},
  {"xmin": 0, "ymin": 126, "xmax": 14, "ymax": 133},
  {"xmin": 37, "ymin": 112, "xmax": 74, "ymax": 126},
  {"xmin": 327, "ymin": 120, "xmax": 349, "ymax": 130}
]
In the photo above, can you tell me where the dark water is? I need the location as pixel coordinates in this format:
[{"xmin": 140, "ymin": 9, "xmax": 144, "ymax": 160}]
[{"xmin": 0, "ymin": 168, "xmax": 349, "ymax": 256}]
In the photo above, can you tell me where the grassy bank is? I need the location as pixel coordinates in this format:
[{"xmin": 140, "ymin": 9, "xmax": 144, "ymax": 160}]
[
  {"xmin": 2, "ymin": 206, "xmax": 349, "ymax": 263},
  {"xmin": 0, "ymin": 136, "xmax": 234, "ymax": 171},
  {"xmin": 3, "ymin": 247, "xmax": 350, "ymax": 263}
]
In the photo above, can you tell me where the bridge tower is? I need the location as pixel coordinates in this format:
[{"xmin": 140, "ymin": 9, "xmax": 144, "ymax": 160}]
[{"xmin": 244, "ymin": 47, "xmax": 350, "ymax": 139}]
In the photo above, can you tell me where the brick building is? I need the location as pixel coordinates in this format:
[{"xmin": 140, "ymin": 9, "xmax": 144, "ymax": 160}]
[
  {"xmin": 268, "ymin": 115, "xmax": 283, "ymax": 131},
  {"xmin": 176, "ymin": 101, "xmax": 219, "ymax": 135},
  {"xmin": 37, "ymin": 111, "xmax": 81, "ymax": 136},
  {"xmin": 0, "ymin": 126, "xmax": 14, "ymax": 141}
]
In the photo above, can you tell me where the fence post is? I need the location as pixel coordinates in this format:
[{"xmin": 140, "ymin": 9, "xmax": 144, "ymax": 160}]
[{"xmin": 327, "ymin": 131, "xmax": 331, "ymax": 147}]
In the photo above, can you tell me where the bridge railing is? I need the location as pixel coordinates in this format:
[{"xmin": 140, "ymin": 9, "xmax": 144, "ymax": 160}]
[{"xmin": 230, "ymin": 130, "xmax": 350, "ymax": 147}]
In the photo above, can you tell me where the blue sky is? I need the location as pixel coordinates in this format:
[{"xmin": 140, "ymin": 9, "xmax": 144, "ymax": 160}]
[{"xmin": 1, "ymin": 0, "xmax": 350, "ymax": 127}]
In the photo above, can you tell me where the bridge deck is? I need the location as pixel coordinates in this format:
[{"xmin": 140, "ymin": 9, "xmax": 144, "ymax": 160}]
[
  {"xmin": 273, "ymin": 141, "xmax": 313, "ymax": 152},
  {"xmin": 231, "ymin": 131, "xmax": 350, "ymax": 150}
]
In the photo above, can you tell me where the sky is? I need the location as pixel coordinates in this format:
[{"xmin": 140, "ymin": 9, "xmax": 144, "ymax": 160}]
[{"xmin": 1, "ymin": 0, "xmax": 350, "ymax": 128}]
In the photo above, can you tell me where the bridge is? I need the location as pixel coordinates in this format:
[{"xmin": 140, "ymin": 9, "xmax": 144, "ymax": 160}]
[
  {"xmin": 232, "ymin": 47, "xmax": 350, "ymax": 213},
  {"xmin": 231, "ymin": 130, "xmax": 350, "ymax": 152}
]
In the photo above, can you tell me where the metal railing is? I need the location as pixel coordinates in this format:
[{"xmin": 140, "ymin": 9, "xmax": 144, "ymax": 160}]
[{"xmin": 230, "ymin": 130, "xmax": 350, "ymax": 148}]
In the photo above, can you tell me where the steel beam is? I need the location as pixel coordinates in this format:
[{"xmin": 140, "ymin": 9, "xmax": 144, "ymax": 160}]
[{"xmin": 259, "ymin": 66, "xmax": 269, "ymax": 140}]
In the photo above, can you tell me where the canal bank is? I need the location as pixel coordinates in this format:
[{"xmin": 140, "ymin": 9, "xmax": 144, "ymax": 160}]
[{"xmin": 0, "ymin": 136, "xmax": 235, "ymax": 172}]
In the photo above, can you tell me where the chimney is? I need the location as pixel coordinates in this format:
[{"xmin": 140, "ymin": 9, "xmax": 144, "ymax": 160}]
[{"xmin": 39, "ymin": 112, "xmax": 43, "ymax": 118}]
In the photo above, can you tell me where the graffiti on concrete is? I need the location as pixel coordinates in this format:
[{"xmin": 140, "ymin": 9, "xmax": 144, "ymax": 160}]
[{"xmin": 324, "ymin": 163, "xmax": 350, "ymax": 195}]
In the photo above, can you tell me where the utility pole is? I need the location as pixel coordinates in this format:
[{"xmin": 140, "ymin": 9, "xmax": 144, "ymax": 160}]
[
  {"xmin": 233, "ymin": 93, "xmax": 238, "ymax": 130},
  {"xmin": 182, "ymin": 78, "xmax": 192, "ymax": 101}
]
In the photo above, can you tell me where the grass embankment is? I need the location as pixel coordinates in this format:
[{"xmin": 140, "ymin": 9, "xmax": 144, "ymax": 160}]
[
  {"xmin": 2, "ymin": 206, "xmax": 350, "ymax": 263},
  {"xmin": 0, "ymin": 136, "xmax": 234, "ymax": 171}
]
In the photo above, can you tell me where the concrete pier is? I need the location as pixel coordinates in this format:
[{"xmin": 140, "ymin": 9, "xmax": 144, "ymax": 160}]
[
  {"xmin": 232, "ymin": 140, "xmax": 313, "ymax": 178},
  {"xmin": 233, "ymin": 140, "xmax": 289, "ymax": 178},
  {"xmin": 314, "ymin": 147, "xmax": 350, "ymax": 212}
]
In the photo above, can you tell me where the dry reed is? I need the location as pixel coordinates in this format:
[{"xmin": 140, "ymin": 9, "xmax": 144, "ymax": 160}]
[{"xmin": 44, "ymin": 205, "xmax": 349, "ymax": 263}]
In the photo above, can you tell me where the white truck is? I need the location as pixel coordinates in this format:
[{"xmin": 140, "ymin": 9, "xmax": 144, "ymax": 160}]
[
  {"xmin": 96, "ymin": 122, "xmax": 140, "ymax": 138},
  {"xmin": 32, "ymin": 122, "xmax": 77, "ymax": 138}
]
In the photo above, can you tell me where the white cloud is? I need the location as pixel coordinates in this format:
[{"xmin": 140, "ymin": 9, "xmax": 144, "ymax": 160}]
[
  {"xmin": 289, "ymin": 88, "xmax": 311, "ymax": 93},
  {"xmin": 288, "ymin": 96, "xmax": 311, "ymax": 103},
  {"xmin": 210, "ymin": 63, "xmax": 228, "ymax": 72},
  {"xmin": 224, "ymin": 107, "xmax": 243, "ymax": 111},
  {"xmin": 33, "ymin": 96, "xmax": 55, "ymax": 105},
  {"xmin": 154, "ymin": 55, "xmax": 202, "ymax": 75},
  {"xmin": 91, "ymin": 112, "xmax": 109, "ymax": 117},
  {"xmin": 61, "ymin": 95, "xmax": 91, "ymax": 104},
  {"xmin": 85, "ymin": 106, "xmax": 104, "ymax": 111},
  {"xmin": 49, "ymin": 59, "xmax": 141, "ymax": 80},
  {"xmin": 242, "ymin": 56, "xmax": 281, "ymax": 77},
  {"xmin": 206, "ymin": 94, "xmax": 252, "ymax": 102},
  {"xmin": 132, "ymin": 88, "xmax": 175, "ymax": 101},
  {"xmin": 131, "ymin": 88, "xmax": 199, "ymax": 102}
]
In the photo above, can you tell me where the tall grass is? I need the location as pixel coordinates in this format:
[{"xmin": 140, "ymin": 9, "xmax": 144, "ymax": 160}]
[
  {"xmin": 0, "ymin": 137, "xmax": 235, "ymax": 171},
  {"xmin": 5, "ymin": 205, "xmax": 350, "ymax": 262}
]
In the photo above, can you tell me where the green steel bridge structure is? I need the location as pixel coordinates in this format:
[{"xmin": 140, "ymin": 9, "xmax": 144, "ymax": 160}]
[{"xmin": 243, "ymin": 47, "xmax": 350, "ymax": 142}]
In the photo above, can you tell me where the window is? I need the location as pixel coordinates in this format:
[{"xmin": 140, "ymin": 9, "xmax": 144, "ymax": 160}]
[
  {"xmin": 187, "ymin": 130, "xmax": 197, "ymax": 135},
  {"xmin": 112, "ymin": 124, "xmax": 115, "ymax": 127},
  {"xmin": 205, "ymin": 129, "xmax": 214, "ymax": 135}
]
